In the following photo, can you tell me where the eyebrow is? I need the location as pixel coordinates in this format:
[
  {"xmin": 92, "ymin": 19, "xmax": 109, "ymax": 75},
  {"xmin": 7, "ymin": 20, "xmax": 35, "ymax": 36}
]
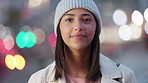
[
  {"xmin": 64, "ymin": 13, "xmax": 91, "ymax": 17},
  {"xmin": 81, "ymin": 14, "xmax": 91, "ymax": 17},
  {"xmin": 64, "ymin": 14, "xmax": 75, "ymax": 16}
]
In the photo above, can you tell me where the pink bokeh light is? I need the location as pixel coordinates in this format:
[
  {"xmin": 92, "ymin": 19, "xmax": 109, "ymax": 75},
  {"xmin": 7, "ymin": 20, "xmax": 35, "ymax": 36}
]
[
  {"xmin": 48, "ymin": 32, "xmax": 56, "ymax": 48},
  {"xmin": 0, "ymin": 39, "xmax": 7, "ymax": 54}
]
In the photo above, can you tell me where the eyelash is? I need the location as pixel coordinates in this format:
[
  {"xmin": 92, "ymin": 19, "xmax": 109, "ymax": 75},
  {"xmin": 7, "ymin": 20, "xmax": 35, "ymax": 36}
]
[
  {"xmin": 65, "ymin": 18, "xmax": 92, "ymax": 22},
  {"xmin": 65, "ymin": 18, "xmax": 73, "ymax": 22},
  {"xmin": 83, "ymin": 19, "xmax": 91, "ymax": 22}
]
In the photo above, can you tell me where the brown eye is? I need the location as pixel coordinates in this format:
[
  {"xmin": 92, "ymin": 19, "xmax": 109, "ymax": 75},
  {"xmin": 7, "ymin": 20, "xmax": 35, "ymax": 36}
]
[
  {"xmin": 83, "ymin": 19, "xmax": 91, "ymax": 22},
  {"xmin": 65, "ymin": 18, "xmax": 73, "ymax": 22},
  {"xmin": 82, "ymin": 18, "xmax": 92, "ymax": 23}
]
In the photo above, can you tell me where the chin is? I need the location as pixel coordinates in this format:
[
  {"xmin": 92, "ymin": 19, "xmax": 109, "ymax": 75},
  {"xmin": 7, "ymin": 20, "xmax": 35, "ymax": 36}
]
[{"xmin": 70, "ymin": 44, "xmax": 89, "ymax": 50}]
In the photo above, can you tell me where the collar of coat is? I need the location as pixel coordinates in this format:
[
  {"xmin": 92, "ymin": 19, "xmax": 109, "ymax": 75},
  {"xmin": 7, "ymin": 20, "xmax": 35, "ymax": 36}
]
[{"xmin": 45, "ymin": 54, "xmax": 122, "ymax": 82}]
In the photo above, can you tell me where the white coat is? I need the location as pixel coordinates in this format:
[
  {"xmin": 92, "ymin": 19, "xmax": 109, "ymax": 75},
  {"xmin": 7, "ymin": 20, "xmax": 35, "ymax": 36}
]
[{"xmin": 28, "ymin": 54, "xmax": 137, "ymax": 83}]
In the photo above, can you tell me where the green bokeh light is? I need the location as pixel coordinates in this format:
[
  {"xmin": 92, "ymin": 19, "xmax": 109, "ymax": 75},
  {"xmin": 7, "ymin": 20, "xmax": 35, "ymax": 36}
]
[
  {"xmin": 16, "ymin": 31, "xmax": 36, "ymax": 48},
  {"xmin": 26, "ymin": 32, "xmax": 36, "ymax": 48},
  {"xmin": 16, "ymin": 31, "xmax": 28, "ymax": 48}
]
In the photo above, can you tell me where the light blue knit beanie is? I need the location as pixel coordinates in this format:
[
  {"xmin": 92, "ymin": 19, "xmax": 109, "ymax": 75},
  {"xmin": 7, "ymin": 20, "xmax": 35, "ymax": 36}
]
[{"xmin": 54, "ymin": 0, "xmax": 102, "ymax": 35}]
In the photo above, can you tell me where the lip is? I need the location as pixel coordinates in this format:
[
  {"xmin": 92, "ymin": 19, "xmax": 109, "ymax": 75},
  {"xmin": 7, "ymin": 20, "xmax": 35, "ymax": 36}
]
[{"xmin": 70, "ymin": 34, "xmax": 87, "ymax": 39}]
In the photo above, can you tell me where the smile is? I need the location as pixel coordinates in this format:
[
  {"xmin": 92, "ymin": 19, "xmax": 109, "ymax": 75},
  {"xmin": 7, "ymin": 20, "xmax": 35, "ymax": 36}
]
[{"xmin": 70, "ymin": 34, "xmax": 87, "ymax": 39}]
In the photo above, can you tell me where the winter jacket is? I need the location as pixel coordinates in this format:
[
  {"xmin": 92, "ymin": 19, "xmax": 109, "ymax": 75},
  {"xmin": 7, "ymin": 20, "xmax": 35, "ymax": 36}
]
[{"xmin": 28, "ymin": 54, "xmax": 137, "ymax": 83}]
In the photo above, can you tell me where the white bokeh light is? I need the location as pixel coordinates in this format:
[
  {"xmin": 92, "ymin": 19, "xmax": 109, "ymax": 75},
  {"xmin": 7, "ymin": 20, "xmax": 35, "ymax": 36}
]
[
  {"xmin": 118, "ymin": 25, "xmax": 132, "ymax": 41},
  {"xmin": 33, "ymin": 28, "xmax": 45, "ymax": 44},
  {"xmin": 144, "ymin": 22, "xmax": 148, "ymax": 34},
  {"xmin": 0, "ymin": 24, "xmax": 12, "ymax": 39},
  {"xmin": 131, "ymin": 10, "xmax": 144, "ymax": 26},
  {"xmin": 0, "ymin": 24, "xmax": 6, "ymax": 39},
  {"xmin": 144, "ymin": 8, "xmax": 148, "ymax": 22},
  {"xmin": 113, "ymin": 9, "xmax": 127, "ymax": 26},
  {"xmin": 20, "ymin": 25, "xmax": 32, "ymax": 32},
  {"xmin": 3, "ymin": 35, "xmax": 14, "ymax": 50},
  {"xmin": 130, "ymin": 23, "xmax": 142, "ymax": 39},
  {"xmin": 28, "ymin": 0, "xmax": 43, "ymax": 7}
]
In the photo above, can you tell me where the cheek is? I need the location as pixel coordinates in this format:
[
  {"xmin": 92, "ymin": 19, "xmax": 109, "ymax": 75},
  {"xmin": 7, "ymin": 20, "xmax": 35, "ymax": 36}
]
[
  {"xmin": 86, "ymin": 26, "xmax": 96, "ymax": 43},
  {"xmin": 60, "ymin": 27, "xmax": 71, "ymax": 42},
  {"xmin": 89, "ymin": 29, "xmax": 96, "ymax": 41},
  {"xmin": 87, "ymin": 25, "xmax": 96, "ymax": 37}
]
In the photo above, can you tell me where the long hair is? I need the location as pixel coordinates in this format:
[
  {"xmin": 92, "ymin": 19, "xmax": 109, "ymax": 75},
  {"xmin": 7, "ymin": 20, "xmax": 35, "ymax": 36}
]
[{"xmin": 54, "ymin": 19, "xmax": 102, "ymax": 82}]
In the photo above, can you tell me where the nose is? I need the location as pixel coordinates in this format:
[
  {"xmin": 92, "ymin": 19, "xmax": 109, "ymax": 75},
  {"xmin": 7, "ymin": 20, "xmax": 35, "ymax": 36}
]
[
  {"xmin": 74, "ymin": 20, "xmax": 83, "ymax": 31},
  {"xmin": 75, "ymin": 26, "xmax": 83, "ymax": 31}
]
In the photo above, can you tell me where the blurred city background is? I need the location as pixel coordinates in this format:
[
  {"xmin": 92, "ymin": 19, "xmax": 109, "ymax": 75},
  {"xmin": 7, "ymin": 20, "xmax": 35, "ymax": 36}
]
[{"xmin": 0, "ymin": 0, "xmax": 148, "ymax": 83}]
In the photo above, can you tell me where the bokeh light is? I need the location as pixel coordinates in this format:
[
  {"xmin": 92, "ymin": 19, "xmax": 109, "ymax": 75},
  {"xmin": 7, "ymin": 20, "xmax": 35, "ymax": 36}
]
[
  {"xmin": 20, "ymin": 25, "xmax": 32, "ymax": 32},
  {"xmin": 144, "ymin": 8, "xmax": 148, "ymax": 22},
  {"xmin": 28, "ymin": 0, "xmax": 43, "ymax": 7},
  {"xmin": 113, "ymin": 9, "xmax": 127, "ymax": 26},
  {"xmin": 0, "ymin": 24, "xmax": 15, "ymax": 39},
  {"xmin": 118, "ymin": 25, "xmax": 132, "ymax": 41},
  {"xmin": 131, "ymin": 10, "xmax": 144, "ymax": 26},
  {"xmin": 2, "ymin": 26, "xmax": 12, "ymax": 38},
  {"xmin": 25, "ymin": 32, "xmax": 36, "ymax": 48},
  {"xmin": 16, "ymin": 31, "xmax": 28, "ymax": 48},
  {"xmin": 16, "ymin": 31, "xmax": 36, "ymax": 48},
  {"xmin": 14, "ymin": 54, "xmax": 26, "ymax": 70},
  {"xmin": 0, "ymin": 39, "xmax": 7, "ymax": 54},
  {"xmin": 0, "ymin": 37, "xmax": 18, "ymax": 55},
  {"xmin": 130, "ymin": 23, "xmax": 142, "ymax": 39},
  {"xmin": 5, "ymin": 54, "xmax": 26, "ymax": 70},
  {"xmin": 144, "ymin": 22, "xmax": 148, "ymax": 34},
  {"xmin": 0, "ymin": 24, "xmax": 7, "ymax": 39},
  {"xmin": 33, "ymin": 28, "xmax": 45, "ymax": 44},
  {"xmin": 48, "ymin": 32, "xmax": 56, "ymax": 48},
  {"xmin": 3, "ymin": 35, "xmax": 15, "ymax": 50},
  {"xmin": 5, "ymin": 55, "xmax": 15, "ymax": 70}
]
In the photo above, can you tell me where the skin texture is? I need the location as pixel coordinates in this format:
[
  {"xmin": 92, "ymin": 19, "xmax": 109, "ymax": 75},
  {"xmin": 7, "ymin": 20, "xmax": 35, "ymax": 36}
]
[
  {"xmin": 60, "ymin": 8, "xmax": 96, "ymax": 51},
  {"xmin": 59, "ymin": 8, "xmax": 97, "ymax": 78}
]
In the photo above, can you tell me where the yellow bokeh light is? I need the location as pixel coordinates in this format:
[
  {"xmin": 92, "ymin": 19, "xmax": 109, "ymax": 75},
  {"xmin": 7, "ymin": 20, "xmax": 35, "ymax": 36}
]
[
  {"xmin": 5, "ymin": 54, "xmax": 26, "ymax": 70},
  {"xmin": 13, "ymin": 58, "xmax": 17, "ymax": 67},
  {"xmin": 14, "ymin": 55, "xmax": 26, "ymax": 70},
  {"xmin": 5, "ymin": 55, "xmax": 15, "ymax": 70}
]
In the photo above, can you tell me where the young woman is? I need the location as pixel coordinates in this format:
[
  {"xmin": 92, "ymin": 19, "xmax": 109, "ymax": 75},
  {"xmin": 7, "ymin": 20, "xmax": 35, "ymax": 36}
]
[{"xmin": 28, "ymin": 0, "xmax": 137, "ymax": 83}]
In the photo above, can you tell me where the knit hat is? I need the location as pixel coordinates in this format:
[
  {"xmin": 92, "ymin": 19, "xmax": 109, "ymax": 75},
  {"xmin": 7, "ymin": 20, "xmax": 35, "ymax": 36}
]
[{"xmin": 54, "ymin": 0, "xmax": 102, "ymax": 35}]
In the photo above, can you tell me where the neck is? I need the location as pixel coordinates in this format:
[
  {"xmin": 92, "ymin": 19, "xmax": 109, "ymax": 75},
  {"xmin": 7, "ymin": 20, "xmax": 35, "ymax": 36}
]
[{"xmin": 64, "ymin": 47, "xmax": 91, "ymax": 78}]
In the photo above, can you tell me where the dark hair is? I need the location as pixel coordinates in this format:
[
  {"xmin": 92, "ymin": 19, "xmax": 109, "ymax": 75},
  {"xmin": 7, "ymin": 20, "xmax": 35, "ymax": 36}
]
[{"xmin": 54, "ymin": 18, "xmax": 102, "ymax": 82}]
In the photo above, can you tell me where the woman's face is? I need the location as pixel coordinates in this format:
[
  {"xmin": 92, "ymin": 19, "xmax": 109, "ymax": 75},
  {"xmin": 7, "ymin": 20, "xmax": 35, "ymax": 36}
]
[{"xmin": 59, "ymin": 8, "xmax": 96, "ymax": 50}]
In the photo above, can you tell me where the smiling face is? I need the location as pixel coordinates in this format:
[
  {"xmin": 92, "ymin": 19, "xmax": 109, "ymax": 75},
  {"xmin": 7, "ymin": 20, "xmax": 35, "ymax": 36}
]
[{"xmin": 59, "ymin": 8, "xmax": 96, "ymax": 50}]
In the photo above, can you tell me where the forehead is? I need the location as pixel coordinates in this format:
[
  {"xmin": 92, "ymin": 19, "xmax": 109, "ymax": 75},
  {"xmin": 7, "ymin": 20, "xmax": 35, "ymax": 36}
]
[{"xmin": 64, "ymin": 8, "xmax": 94, "ymax": 16}]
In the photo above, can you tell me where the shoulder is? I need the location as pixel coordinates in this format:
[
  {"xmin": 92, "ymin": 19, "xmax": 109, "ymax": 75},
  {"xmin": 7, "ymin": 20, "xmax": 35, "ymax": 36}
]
[
  {"xmin": 118, "ymin": 64, "xmax": 135, "ymax": 75},
  {"xmin": 100, "ymin": 53, "xmax": 134, "ymax": 73},
  {"xmin": 117, "ymin": 64, "xmax": 137, "ymax": 83},
  {"xmin": 100, "ymin": 53, "xmax": 136, "ymax": 83},
  {"xmin": 28, "ymin": 68, "xmax": 45, "ymax": 83},
  {"xmin": 28, "ymin": 61, "xmax": 55, "ymax": 83}
]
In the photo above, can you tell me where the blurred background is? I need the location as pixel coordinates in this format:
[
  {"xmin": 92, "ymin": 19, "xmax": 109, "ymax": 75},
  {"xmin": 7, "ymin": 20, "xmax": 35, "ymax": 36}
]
[{"xmin": 0, "ymin": 0, "xmax": 148, "ymax": 83}]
